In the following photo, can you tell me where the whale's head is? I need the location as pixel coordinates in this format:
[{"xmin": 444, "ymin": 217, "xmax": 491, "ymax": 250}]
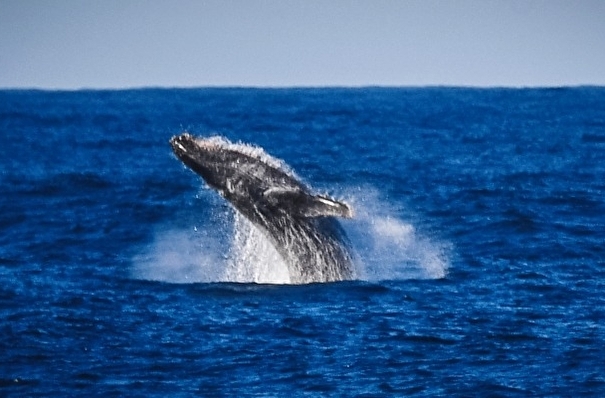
[
  {"xmin": 170, "ymin": 133, "xmax": 235, "ymax": 192},
  {"xmin": 171, "ymin": 133, "xmax": 293, "ymax": 197},
  {"xmin": 170, "ymin": 133, "xmax": 353, "ymax": 219}
]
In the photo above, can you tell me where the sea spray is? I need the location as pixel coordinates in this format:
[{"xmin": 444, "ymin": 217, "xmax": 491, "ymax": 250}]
[
  {"xmin": 224, "ymin": 212, "xmax": 291, "ymax": 284},
  {"xmin": 132, "ymin": 188, "xmax": 449, "ymax": 283},
  {"xmin": 131, "ymin": 228, "xmax": 226, "ymax": 283},
  {"xmin": 347, "ymin": 215, "xmax": 449, "ymax": 280},
  {"xmin": 344, "ymin": 188, "xmax": 450, "ymax": 280}
]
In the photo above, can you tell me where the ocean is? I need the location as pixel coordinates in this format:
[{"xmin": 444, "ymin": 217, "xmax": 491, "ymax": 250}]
[{"xmin": 1, "ymin": 87, "xmax": 604, "ymax": 396}]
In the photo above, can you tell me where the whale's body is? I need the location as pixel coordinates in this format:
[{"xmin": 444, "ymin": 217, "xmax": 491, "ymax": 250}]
[{"xmin": 170, "ymin": 133, "xmax": 355, "ymax": 283}]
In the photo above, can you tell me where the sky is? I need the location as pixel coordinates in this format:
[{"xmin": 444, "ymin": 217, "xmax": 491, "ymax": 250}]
[{"xmin": 1, "ymin": 0, "xmax": 604, "ymax": 89}]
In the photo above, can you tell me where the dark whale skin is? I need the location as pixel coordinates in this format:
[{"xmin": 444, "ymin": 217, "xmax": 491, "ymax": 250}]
[{"xmin": 170, "ymin": 133, "xmax": 355, "ymax": 283}]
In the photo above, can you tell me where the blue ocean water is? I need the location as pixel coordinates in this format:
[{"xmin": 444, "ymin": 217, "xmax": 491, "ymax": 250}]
[{"xmin": 1, "ymin": 87, "xmax": 604, "ymax": 396}]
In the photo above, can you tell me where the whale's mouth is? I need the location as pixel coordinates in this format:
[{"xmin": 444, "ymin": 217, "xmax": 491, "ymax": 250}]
[
  {"xmin": 171, "ymin": 137, "xmax": 188, "ymax": 154},
  {"xmin": 169, "ymin": 134, "xmax": 190, "ymax": 155},
  {"xmin": 170, "ymin": 134, "xmax": 226, "ymax": 170}
]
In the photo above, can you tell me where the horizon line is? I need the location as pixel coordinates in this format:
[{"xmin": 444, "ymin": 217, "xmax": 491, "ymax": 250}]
[{"xmin": 2, "ymin": 83, "xmax": 604, "ymax": 92}]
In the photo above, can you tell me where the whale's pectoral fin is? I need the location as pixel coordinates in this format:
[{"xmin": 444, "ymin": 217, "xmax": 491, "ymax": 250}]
[
  {"xmin": 263, "ymin": 188, "xmax": 353, "ymax": 218},
  {"xmin": 301, "ymin": 195, "xmax": 353, "ymax": 218}
]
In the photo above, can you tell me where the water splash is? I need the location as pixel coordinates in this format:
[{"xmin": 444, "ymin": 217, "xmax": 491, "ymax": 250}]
[
  {"xmin": 131, "ymin": 229, "xmax": 226, "ymax": 283},
  {"xmin": 131, "ymin": 205, "xmax": 291, "ymax": 284},
  {"xmin": 224, "ymin": 212, "xmax": 291, "ymax": 284},
  {"xmin": 344, "ymin": 188, "xmax": 450, "ymax": 280},
  {"xmin": 132, "ymin": 188, "xmax": 449, "ymax": 284},
  {"xmin": 347, "ymin": 215, "xmax": 449, "ymax": 281}
]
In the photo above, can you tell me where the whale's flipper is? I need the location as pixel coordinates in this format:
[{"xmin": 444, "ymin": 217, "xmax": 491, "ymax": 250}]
[
  {"xmin": 300, "ymin": 195, "xmax": 352, "ymax": 218},
  {"xmin": 263, "ymin": 188, "xmax": 352, "ymax": 219}
]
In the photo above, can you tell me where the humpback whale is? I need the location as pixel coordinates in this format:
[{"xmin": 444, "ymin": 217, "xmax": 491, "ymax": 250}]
[{"xmin": 170, "ymin": 133, "xmax": 355, "ymax": 283}]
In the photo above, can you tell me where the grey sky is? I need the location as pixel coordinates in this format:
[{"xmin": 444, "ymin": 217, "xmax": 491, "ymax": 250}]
[{"xmin": 1, "ymin": 0, "xmax": 604, "ymax": 89}]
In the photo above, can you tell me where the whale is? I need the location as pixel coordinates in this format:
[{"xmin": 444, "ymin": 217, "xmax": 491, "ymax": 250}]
[{"xmin": 170, "ymin": 133, "xmax": 355, "ymax": 283}]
